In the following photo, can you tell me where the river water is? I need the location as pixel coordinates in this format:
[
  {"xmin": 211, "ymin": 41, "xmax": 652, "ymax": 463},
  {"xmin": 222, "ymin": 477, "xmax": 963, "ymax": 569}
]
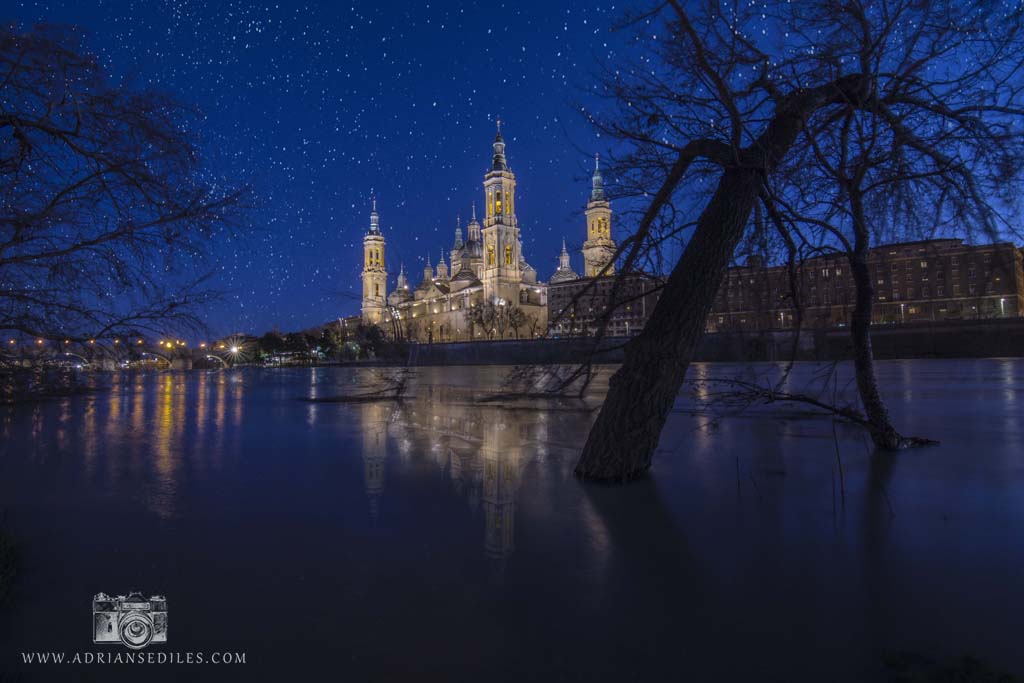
[{"xmin": 0, "ymin": 360, "xmax": 1022, "ymax": 682}]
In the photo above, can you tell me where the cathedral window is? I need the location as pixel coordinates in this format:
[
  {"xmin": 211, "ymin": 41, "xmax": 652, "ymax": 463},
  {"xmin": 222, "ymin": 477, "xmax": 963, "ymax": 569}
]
[{"xmin": 495, "ymin": 191, "xmax": 503, "ymax": 215}]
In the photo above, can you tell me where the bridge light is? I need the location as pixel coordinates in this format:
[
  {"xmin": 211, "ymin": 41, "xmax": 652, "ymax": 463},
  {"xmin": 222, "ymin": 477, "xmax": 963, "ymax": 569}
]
[
  {"xmin": 8, "ymin": 340, "xmax": 14, "ymax": 345},
  {"xmin": 137, "ymin": 339, "xmax": 144, "ymax": 345},
  {"xmin": 64, "ymin": 339, "xmax": 70, "ymax": 344},
  {"xmin": 36, "ymin": 339, "xmax": 44, "ymax": 345},
  {"xmin": 199, "ymin": 342, "xmax": 207, "ymax": 348},
  {"xmin": 230, "ymin": 346, "xmax": 239, "ymax": 354},
  {"xmin": 88, "ymin": 339, "xmax": 95, "ymax": 345},
  {"xmin": 114, "ymin": 339, "xmax": 120, "ymax": 345}
]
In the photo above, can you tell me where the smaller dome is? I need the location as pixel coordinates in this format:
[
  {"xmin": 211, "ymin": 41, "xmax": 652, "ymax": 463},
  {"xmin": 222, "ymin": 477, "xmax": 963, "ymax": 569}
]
[{"xmin": 549, "ymin": 269, "xmax": 579, "ymax": 284}]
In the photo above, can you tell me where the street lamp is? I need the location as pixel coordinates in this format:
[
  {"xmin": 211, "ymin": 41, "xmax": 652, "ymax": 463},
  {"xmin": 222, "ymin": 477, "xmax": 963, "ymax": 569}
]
[{"xmin": 1000, "ymin": 297, "xmax": 1006, "ymax": 317}]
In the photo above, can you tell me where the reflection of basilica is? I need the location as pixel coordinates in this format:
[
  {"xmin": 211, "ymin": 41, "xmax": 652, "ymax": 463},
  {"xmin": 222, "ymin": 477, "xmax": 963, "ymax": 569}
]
[
  {"xmin": 359, "ymin": 401, "xmax": 391, "ymax": 521},
  {"xmin": 355, "ymin": 385, "xmax": 547, "ymax": 561}
]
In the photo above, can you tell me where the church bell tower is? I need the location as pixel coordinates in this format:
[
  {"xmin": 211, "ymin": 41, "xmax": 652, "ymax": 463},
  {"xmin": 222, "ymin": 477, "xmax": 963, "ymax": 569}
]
[
  {"xmin": 361, "ymin": 198, "xmax": 387, "ymax": 325},
  {"xmin": 582, "ymin": 154, "xmax": 616, "ymax": 278},
  {"xmin": 481, "ymin": 119, "xmax": 522, "ymax": 303}
]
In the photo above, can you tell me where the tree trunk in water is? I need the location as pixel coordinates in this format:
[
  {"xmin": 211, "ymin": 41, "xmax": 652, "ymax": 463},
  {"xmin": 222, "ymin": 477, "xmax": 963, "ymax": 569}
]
[
  {"xmin": 575, "ymin": 167, "xmax": 763, "ymax": 481},
  {"xmin": 573, "ymin": 74, "xmax": 881, "ymax": 481},
  {"xmin": 848, "ymin": 221, "xmax": 904, "ymax": 450}
]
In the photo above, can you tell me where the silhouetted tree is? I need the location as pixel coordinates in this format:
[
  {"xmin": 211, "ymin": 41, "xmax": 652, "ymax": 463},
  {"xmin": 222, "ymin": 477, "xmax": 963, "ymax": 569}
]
[
  {"xmin": 0, "ymin": 25, "xmax": 245, "ymax": 344},
  {"xmin": 465, "ymin": 302, "xmax": 498, "ymax": 340},
  {"xmin": 575, "ymin": 0, "xmax": 1024, "ymax": 480}
]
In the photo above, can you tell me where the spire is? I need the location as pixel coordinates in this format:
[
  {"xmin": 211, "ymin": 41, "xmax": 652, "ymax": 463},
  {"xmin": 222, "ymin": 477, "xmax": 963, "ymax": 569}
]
[
  {"xmin": 397, "ymin": 263, "xmax": 407, "ymax": 289},
  {"xmin": 550, "ymin": 236, "xmax": 579, "ymax": 283},
  {"xmin": 491, "ymin": 117, "xmax": 508, "ymax": 171},
  {"xmin": 423, "ymin": 254, "xmax": 434, "ymax": 280},
  {"xmin": 436, "ymin": 251, "xmax": 449, "ymax": 280},
  {"xmin": 368, "ymin": 196, "xmax": 381, "ymax": 234},
  {"xmin": 590, "ymin": 153, "xmax": 605, "ymax": 201},
  {"xmin": 453, "ymin": 215, "xmax": 464, "ymax": 249},
  {"xmin": 467, "ymin": 201, "xmax": 481, "ymax": 241}
]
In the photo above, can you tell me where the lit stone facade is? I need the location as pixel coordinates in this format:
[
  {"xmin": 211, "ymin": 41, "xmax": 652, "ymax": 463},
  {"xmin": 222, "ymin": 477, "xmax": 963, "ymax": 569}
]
[{"xmin": 361, "ymin": 124, "xmax": 548, "ymax": 342}]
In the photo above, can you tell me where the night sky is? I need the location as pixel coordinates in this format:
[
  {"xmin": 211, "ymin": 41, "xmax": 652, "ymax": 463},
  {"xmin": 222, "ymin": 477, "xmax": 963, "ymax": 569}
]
[{"xmin": 9, "ymin": 1, "xmax": 621, "ymax": 336}]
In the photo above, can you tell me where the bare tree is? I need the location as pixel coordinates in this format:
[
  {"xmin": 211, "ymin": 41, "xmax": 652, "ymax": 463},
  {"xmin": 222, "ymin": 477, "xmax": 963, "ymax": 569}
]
[
  {"xmin": 508, "ymin": 306, "xmax": 528, "ymax": 339},
  {"xmin": 465, "ymin": 301, "xmax": 498, "ymax": 340},
  {"xmin": 0, "ymin": 25, "xmax": 245, "ymax": 344},
  {"xmin": 574, "ymin": 0, "xmax": 1024, "ymax": 480}
]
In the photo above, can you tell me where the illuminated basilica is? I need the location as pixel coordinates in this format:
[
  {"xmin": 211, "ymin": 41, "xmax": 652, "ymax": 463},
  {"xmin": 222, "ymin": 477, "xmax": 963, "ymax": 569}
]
[{"xmin": 360, "ymin": 123, "xmax": 617, "ymax": 342}]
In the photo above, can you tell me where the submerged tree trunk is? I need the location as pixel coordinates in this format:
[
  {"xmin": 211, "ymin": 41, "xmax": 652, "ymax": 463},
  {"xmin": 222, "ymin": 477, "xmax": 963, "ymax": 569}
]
[
  {"xmin": 575, "ymin": 167, "xmax": 764, "ymax": 481},
  {"xmin": 574, "ymin": 74, "xmax": 874, "ymax": 481},
  {"xmin": 848, "ymin": 197, "xmax": 904, "ymax": 450}
]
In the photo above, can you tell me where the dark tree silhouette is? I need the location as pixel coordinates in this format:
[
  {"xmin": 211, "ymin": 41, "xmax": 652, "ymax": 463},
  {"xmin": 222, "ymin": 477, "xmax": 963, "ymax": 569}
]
[
  {"xmin": 0, "ymin": 25, "xmax": 244, "ymax": 344},
  {"xmin": 575, "ymin": 0, "xmax": 1024, "ymax": 480}
]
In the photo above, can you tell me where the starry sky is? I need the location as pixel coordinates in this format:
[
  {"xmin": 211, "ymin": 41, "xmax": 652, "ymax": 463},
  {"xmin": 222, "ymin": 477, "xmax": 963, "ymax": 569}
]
[{"xmin": 10, "ymin": 0, "xmax": 622, "ymax": 336}]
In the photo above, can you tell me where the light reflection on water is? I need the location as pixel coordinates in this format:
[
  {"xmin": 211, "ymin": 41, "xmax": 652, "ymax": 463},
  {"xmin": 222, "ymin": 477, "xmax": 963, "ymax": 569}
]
[{"xmin": 0, "ymin": 360, "xmax": 1022, "ymax": 682}]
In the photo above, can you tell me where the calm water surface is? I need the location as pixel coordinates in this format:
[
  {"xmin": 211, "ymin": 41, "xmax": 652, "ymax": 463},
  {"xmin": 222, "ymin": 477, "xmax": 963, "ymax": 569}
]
[{"xmin": 0, "ymin": 360, "xmax": 1022, "ymax": 682}]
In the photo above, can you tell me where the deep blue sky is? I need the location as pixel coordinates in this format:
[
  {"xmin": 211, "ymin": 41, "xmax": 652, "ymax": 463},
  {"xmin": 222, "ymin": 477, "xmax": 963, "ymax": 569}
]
[{"xmin": 11, "ymin": 0, "xmax": 621, "ymax": 335}]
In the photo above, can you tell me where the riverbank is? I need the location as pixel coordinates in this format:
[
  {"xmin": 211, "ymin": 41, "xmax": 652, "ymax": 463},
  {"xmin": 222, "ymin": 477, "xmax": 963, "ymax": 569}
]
[{"xmin": 347, "ymin": 317, "xmax": 1024, "ymax": 367}]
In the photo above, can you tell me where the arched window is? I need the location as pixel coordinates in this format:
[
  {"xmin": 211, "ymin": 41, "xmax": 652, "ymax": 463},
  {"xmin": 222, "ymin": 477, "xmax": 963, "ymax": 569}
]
[
  {"xmin": 487, "ymin": 245, "xmax": 496, "ymax": 266},
  {"xmin": 374, "ymin": 283, "xmax": 379, "ymax": 297},
  {"xmin": 495, "ymin": 191, "xmax": 503, "ymax": 216},
  {"xmin": 504, "ymin": 245, "xmax": 513, "ymax": 265}
]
